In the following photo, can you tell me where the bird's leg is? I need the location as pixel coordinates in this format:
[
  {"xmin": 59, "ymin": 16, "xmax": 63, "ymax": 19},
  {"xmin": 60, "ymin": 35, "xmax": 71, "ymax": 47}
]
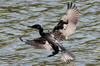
[
  {"xmin": 48, "ymin": 44, "xmax": 59, "ymax": 57},
  {"xmin": 48, "ymin": 51, "xmax": 58, "ymax": 57}
]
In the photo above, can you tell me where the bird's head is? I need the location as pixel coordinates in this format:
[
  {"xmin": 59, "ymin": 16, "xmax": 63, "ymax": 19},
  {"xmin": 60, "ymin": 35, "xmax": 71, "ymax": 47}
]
[{"xmin": 27, "ymin": 24, "xmax": 42, "ymax": 30}]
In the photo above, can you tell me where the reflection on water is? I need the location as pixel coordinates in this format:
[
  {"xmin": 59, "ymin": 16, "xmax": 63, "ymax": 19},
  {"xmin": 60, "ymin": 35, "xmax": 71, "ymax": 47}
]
[{"xmin": 0, "ymin": 0, "xmax": 100, "ymax": 66}]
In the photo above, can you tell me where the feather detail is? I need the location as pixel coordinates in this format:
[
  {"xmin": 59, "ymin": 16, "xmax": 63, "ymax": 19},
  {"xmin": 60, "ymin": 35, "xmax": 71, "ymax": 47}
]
[
  {"xmin": 52, "ymin": 2, "xmax": 79, "ymax": 40},
  {"xmin": 22, "ymin": 37, "xmax": 52, "ymax": 50},
  {"xmin": 61, "ymin": 49, "xmax": 75, "ymax": 62}
]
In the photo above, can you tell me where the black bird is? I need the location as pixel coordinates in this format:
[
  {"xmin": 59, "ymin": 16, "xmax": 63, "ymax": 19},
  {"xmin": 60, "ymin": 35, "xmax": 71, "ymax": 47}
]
[
  {"xmin": 27, "ymin": 24, "xmax": 60, "ymax": 57},
  {"xmin": 20, "ymin": 2, "xmax": 79, "ymax": 62},
  {"xmin": 20, "ymin": 24, "xmax": 75, "ymax": 61}
]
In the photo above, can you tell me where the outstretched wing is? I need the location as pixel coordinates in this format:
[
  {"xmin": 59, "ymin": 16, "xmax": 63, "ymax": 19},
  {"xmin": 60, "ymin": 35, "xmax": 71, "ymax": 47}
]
[
  {"xmin": 52, "ymin": 2, "xmax": 79, "ymax": 40},
  {"xmin": 20, "ymin": 37, "xmax": 52, "ymax": 50},
  {"xmin": 62, "ymin": 2, "xmax": 79, "ymax": 24}
]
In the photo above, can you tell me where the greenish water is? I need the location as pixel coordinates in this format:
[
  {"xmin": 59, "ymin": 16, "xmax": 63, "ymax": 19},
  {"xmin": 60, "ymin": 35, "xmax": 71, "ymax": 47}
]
[{"xmin": 0, "ymin": 0, "xmax": 100, "ymax": 66}]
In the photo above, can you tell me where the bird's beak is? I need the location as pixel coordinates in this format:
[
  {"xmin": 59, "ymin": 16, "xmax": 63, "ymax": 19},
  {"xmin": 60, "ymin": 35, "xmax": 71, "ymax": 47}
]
[
  {"xmin": 27, "ymin": 26, "xmax": 33, "ymax": 28},
  {"xmin": 27, "ymin": 26, "xmax": 36, "ymax": 30}
]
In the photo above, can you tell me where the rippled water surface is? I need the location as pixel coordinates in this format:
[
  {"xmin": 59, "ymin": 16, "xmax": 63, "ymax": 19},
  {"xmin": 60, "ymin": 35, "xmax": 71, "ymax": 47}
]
[{"xmin": 0, "ymin": 0, "xmax": 100, "ymax": 66}]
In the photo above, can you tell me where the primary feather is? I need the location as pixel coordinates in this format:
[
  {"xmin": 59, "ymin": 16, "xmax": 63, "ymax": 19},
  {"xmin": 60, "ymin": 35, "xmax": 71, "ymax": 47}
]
[{"xmin": 52, "ymin": 2, "xmax": 79, "ymax": 40}]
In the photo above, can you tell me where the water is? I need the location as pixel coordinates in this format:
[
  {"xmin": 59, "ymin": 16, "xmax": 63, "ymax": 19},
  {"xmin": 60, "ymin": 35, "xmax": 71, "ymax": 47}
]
[{"xmin": 0, "ymin": 0, "xmax": 100, "ymax": 66}]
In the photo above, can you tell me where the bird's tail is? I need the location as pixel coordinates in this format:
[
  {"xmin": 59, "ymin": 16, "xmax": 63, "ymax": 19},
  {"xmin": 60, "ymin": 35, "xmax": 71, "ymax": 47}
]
[
  {"xmin": 61, "ymin": 49, "xmax": 75, "ymax": 62},
  {"xmin": 54, "ymin": 42, "xmax": 75, "ymax": 62}
]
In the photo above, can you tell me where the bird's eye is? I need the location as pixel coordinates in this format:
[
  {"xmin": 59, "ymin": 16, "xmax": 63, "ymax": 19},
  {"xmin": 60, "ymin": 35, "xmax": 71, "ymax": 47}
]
[{"xmin": 37, "ymin": 26, "xmax": 39, "ymax": 28}]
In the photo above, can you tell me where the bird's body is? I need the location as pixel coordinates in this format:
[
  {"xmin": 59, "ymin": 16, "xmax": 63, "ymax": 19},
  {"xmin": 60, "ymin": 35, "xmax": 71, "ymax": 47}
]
[
  {"xmin": 27, "ymin": 25, "xmax": 60, "ymax": 57},
  {"xmin": 27, "ymin": 24, "xmax": 75, "ymax": 61},
  {"xmin": 20, "ymin": 2, "xmax": 79, "ymax": 62}
]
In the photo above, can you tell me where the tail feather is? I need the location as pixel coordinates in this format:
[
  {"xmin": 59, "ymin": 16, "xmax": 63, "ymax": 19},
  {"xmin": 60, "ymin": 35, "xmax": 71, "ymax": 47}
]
[{"xmin": 61, "ymin": 49, "xmax": 75, "ymax": 62}]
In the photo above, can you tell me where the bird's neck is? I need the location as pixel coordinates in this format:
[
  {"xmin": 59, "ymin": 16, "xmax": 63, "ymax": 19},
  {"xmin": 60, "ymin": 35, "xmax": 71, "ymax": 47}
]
[{"xmin": 39, "ymin": 28, "xmax": 44, "ymax": 36}]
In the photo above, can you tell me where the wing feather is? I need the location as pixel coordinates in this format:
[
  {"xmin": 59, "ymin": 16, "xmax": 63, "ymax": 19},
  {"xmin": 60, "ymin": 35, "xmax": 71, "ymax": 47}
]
[
  {"xmin": 25, "ymin": 37, "xmax": 52, "ymax": 50},
  {"xmin": 52, "ymin": 2, "xmax": 79, "ymax": 40}
]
